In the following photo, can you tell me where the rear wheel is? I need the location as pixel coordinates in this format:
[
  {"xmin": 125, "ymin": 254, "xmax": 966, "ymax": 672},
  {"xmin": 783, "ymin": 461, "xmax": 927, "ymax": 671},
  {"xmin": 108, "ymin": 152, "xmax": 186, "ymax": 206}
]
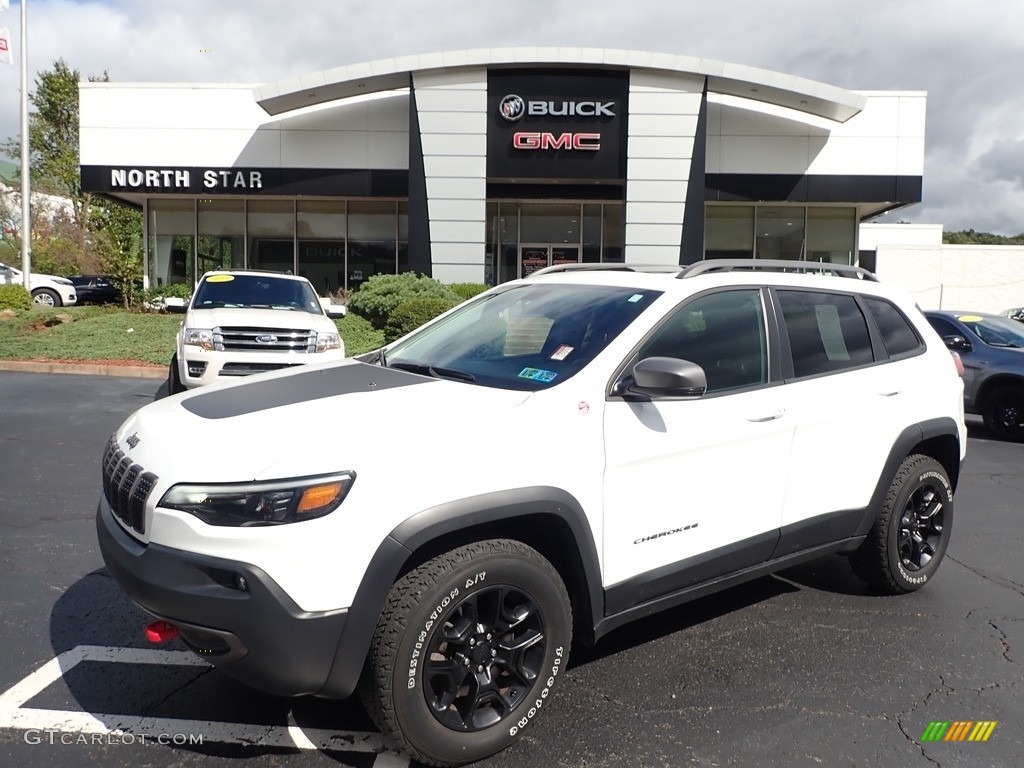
[
  {"xmin": 32, "ymin": 288, "xmax": 61, "ymax": 307},
  {"xmin": 850, "ymin": 454, "xmax": 953, "ymax": 593},
  {"xmin": 982, "ymin": 384, "xmax": 1024, "ymax": 442},
  {"xmin": 360, "ymin": 539, "xmax": 572, "ymax": 766},
  {"xmin": 168, "ymin": 354, "xmax": 185, "ymax": 394}
]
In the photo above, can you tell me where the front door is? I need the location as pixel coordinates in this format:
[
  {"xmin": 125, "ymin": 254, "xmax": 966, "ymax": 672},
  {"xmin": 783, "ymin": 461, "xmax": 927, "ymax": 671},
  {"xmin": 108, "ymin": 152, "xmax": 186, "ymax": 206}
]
[{"xmin": 519, "ymin": 245, "xmax": 580, "ymax": 277}]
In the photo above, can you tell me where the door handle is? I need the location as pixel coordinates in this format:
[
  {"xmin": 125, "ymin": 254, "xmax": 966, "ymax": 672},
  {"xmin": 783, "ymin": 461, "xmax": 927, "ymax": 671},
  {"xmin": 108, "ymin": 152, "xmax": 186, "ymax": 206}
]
[{"xmin": 747, "ymin": 410, "xmax": 786, "ymax": 422}]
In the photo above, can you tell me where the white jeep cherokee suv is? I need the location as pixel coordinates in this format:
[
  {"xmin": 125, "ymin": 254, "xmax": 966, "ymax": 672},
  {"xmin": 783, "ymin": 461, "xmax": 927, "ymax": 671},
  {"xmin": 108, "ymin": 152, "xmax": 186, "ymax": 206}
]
[
  {"xmin": 98, "ymin": 261, "xmax": 965, "ymax": 766},
  {"xmin": 168, "ymin": 270, "xmax": 344, "ymax": 392}
]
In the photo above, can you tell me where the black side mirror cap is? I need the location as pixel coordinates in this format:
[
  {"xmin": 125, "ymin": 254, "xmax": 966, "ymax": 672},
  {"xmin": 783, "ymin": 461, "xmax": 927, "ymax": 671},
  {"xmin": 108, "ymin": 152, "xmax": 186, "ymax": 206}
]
[
  {"xmin": 628, "ymin": 356, "xmax": 707, "ymax": 398},
  {"xmin": 942, "ymin": 334, "xmax": 971, "ymax": 351}
]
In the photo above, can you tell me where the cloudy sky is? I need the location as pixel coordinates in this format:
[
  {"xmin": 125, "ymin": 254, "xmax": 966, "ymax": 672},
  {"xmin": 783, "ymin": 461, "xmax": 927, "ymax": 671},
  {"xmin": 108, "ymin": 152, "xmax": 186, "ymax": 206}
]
[{"xmin": 1, "ymin": 0, "xmax": 1021, "ymax": 235}]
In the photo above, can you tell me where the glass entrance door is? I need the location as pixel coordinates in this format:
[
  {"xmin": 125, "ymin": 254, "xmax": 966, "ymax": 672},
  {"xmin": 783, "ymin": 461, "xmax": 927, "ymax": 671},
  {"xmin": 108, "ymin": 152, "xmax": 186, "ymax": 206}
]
[{"xmin": 519, "ymin": 244, "xmax": 581, "ymax": 278}]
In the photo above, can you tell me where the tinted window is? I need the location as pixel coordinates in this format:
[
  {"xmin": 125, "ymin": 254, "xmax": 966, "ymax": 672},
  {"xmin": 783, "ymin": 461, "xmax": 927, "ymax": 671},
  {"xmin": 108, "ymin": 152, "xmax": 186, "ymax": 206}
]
[
  {"xmin": 778, "ymin": 290, "xmax": 873, "ymax": 377},
  {"xmin": 864, "ymin": 298, "xmax": 923, "ymax": 357},
  {"xmin": 927, "ymin": 316, "xmax": 960, "ymax": 339},
  {"xmin": 636, "ymin": 289, "xmax": 767, "ymax": 393},
  {"xmin": 192, "ymin": 274, "xmax": 323, "ymax": 315},
  {"xmin": 386, "ymin": 283, "xmax": 663, "ymax": 391}
]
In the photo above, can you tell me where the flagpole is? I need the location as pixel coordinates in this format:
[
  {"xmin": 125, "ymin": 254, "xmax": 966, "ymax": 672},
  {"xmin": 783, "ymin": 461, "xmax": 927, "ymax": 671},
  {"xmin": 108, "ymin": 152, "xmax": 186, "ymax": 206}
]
[{"xmin": 19, "ymin": 0, "xmax": 30, "ymax": 279}]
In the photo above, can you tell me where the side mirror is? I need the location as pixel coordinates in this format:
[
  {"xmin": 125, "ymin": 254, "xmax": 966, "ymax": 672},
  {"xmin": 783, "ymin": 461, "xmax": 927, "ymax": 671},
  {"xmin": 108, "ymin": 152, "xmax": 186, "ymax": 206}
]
[
  {"xmin": 942, "ymin": 334, "xmax": 971, "ymax": 351},
  {"xmin": 627, "ymin": 356, "xmax": 707, "ymax": 398},
  {"xmin": 164, "ymin": 297, "xmax": 189, "ymax": 314}
]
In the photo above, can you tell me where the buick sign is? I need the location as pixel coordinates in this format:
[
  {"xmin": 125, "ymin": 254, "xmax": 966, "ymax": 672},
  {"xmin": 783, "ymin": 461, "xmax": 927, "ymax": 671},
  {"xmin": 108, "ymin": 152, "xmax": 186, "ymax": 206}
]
[{"xmin": 499, "ymin": 94, "xmax": 525, "ymax": 122}]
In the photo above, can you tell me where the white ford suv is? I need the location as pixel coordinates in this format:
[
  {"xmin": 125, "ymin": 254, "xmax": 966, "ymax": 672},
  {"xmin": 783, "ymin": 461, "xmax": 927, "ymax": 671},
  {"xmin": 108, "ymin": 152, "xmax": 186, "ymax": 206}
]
[
  {"xmin": 0, "ymin": 260, "xmax": 78, "ymax": 306},
  {"xmin": 167, "ymin": 270, "xmax": 345, "ymax": 392},
  {"xmin": 97, "ymin": 261, "xmax": 965, "ymax": 766}
]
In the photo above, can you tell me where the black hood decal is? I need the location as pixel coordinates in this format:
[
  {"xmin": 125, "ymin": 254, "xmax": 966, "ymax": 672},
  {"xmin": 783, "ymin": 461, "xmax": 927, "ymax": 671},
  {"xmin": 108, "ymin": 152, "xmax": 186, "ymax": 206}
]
[{"xmin": 181, "ymin": 362, "xmax": 435, "ymax": 419}]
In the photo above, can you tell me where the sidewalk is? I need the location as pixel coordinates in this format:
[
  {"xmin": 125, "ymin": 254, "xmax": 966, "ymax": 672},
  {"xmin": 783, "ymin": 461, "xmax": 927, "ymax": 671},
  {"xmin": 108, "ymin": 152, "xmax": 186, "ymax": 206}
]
[{"xmin": 0, "ymin": 359, "xmax": 167, "ymax": 379}]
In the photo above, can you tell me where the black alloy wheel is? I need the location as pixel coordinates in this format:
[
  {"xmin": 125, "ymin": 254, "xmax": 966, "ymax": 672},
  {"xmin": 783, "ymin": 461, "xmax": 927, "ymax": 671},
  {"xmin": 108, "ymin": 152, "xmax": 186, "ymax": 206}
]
[
  {"xmin": 422, "ymin": 584, "xmax": 546, "ymax": 732},
  {"xmin": 983, "ymin": 385, "xmax": 1024, "ymax": 442},
  {"xmin": 896, "ymin": 482, "xmax": 945, "ymax": 572}
]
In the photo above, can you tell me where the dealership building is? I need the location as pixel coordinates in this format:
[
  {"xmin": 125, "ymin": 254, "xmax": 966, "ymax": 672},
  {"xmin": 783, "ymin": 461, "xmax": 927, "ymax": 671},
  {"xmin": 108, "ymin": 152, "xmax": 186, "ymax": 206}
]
[{"xmin": 78, "ymin": 48, "xmax": 926, "ymax": 292}]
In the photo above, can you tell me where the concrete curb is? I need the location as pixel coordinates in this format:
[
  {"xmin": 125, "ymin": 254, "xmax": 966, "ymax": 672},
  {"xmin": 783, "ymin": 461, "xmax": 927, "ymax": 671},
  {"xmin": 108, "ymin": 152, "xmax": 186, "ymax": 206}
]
[{"xmin": 0, "ymin": 360, "xmax": 168, "ymax": 379}]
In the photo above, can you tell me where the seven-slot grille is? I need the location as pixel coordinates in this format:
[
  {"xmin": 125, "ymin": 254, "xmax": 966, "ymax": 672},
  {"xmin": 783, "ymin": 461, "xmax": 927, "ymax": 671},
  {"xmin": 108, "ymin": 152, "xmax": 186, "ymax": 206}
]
[
  {"xmin": 102, "ymin": 435, "xmax": 157, "ymax": 535},
  {"xmin": 216, "ymin": 326, "xmax": 317, "ymax": 353}
]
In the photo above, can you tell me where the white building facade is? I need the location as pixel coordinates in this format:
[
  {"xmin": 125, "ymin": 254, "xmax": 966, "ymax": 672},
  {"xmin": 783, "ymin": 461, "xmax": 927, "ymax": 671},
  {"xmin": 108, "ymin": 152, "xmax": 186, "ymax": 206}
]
[{"xmin": 78, "ymin": 48, "xmax": 926, "ymax": 293}]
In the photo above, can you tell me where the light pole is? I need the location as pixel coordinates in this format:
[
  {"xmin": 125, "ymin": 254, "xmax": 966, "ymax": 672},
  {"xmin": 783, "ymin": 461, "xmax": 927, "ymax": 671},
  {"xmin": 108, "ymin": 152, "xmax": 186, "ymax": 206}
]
[{"xmin": 19, "ymin": 0, "xmax": 29, "ymax": 280}]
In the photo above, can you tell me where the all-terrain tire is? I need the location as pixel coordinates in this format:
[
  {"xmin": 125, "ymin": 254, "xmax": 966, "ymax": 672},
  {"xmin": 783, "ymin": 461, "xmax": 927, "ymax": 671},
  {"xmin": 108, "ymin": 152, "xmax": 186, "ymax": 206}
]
[
  {"xmin": 359, "ymin": 539, "xmax": 572, "ymax": 767},
  {"xmin": 850, "ymin": 454, "xmax": 953, "ymax": 594}
]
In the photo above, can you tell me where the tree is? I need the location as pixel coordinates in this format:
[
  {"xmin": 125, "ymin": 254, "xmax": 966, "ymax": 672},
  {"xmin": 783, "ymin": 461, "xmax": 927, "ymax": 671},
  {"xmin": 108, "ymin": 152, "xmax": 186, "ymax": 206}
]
[
  {"xmin": 93, "ymin": 200, "xmax": 144, "ymax": 307},
  {"xmin": 943, "ymin": 229, "xmax": 1024, "ymax": 245}
]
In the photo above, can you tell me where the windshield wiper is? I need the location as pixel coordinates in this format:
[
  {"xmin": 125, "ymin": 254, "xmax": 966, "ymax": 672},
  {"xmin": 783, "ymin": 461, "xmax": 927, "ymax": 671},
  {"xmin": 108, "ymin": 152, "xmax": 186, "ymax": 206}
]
[{"xmin": 389, "ymin": 361, "xmax": 475, "ymax": 383}]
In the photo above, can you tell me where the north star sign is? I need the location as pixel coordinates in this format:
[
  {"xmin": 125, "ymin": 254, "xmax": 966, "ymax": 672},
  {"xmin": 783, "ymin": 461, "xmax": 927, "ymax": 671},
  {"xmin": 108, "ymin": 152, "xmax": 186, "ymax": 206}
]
[{"xmin": 109, "ymin": 168, "xmax": 265, "ymax": 191}]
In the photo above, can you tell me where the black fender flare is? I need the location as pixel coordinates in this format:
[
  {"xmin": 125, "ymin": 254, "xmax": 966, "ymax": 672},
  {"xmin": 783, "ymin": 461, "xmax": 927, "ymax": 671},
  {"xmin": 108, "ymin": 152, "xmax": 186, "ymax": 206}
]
[{"xmin": 317, "ymin": 486, "xmax": 603, "ymax": 699}]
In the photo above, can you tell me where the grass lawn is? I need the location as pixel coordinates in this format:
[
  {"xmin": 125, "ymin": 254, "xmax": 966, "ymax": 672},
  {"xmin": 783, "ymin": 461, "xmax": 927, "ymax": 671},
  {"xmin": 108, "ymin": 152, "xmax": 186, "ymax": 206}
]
[{"xmin": 0, "ymin": 307, "xmax": 385, "ymax": 366}]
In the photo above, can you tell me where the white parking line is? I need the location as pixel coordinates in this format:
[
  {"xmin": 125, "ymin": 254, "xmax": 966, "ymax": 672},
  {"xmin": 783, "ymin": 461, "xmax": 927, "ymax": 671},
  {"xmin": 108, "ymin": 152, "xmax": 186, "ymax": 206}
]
[{"xmin": 0, "ymin": 645, "xmax": 408, "ymax": 767}]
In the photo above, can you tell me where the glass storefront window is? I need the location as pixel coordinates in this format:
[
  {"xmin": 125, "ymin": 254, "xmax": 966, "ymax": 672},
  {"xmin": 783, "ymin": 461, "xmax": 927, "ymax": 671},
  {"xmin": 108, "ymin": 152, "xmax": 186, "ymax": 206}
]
[
  {"xmin": 806, "ymin": 207, "xmax": 856, "ymax": 265},
  {"xmin": 755, "ymin": 206, "xmax": 805, "ymax": 260},
  {"xmin": 297, "ymin": 201, "xmax": 346, "ymax": 295},
  {"xmin": 705, "ymin": 206, "xmax": 754, "ymax": 260},
  {"xmin": 520, "ymin": 202, "xmax": 579, "ymax": 244},
  {"xmin": 198, "ymin": 200, "xmax": 244, "ymax": 275},
  {"xmin": 248, "ymin": 200, "xmax": 295, "ymax": 273},
  {"xmin": 348, "ymin": 201, "xmax": 398, "ymax": 290},
  {"xmin": 148, "ymin": 199, "xmax": 195, "ymax": 287},
  {"xmin": 602, "ymin": 203, "xmax": 624, "ymax": 263},
  {"xmin": 582, "ymin": 204, "xmax": 602, "ymax": 263},
  {"xmin": 488, "ymin": 202, "xmax": 519, "ymax": 286}
]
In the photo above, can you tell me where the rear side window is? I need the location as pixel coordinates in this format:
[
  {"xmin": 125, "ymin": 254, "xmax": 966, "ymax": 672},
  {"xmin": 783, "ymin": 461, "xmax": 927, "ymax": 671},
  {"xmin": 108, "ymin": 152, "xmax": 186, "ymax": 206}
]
[
  {"xmin": 864, "ymin": 298, "xmax": 923, "ymax": 357},
  {"xmin": 777, "ymin": 290, "xmax": 873, "ymax": 378}
]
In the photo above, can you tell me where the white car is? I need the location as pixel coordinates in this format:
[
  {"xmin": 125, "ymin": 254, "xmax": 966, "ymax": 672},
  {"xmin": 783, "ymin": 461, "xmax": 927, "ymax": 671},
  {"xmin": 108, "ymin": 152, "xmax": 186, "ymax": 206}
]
[
  {"xmin": 0, "ymin": 260, "xmax": 78, "ymax": 306},
  {"xmin": 167, "ymin": 270, "xmax": 345, "ymax": 392},
  {"xmin": 98, "ymin": 260, "xmax": 966, "ymax": 766}
]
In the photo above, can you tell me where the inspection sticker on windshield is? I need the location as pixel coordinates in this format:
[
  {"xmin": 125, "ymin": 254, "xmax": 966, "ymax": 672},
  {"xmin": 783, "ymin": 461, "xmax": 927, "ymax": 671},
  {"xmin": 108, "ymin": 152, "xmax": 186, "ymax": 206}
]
[
  {"xmin": 549, "ymin": 345, "xmax": 574, "ymax": 361},
  {"xmin": 518, "ymin": 367, "xmax": 558, "ymax": 383},
  {"xmin": 206, "ymin": 274, "xmax": 234, "ymax": 283},
  {"xmin": 628, "ymin": 294, "xmax": 644, "ymax": 303}
]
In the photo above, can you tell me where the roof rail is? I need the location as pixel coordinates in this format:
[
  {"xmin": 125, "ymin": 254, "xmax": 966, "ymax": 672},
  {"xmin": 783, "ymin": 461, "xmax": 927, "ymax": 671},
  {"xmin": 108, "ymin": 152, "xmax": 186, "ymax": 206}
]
[
  {"xmin": 527, "ymin": 263, "xmax": 681, "ymax": 278},
  {"xmin": 678, "ymin": 259, "xmax": 878, "ymax": 282}
]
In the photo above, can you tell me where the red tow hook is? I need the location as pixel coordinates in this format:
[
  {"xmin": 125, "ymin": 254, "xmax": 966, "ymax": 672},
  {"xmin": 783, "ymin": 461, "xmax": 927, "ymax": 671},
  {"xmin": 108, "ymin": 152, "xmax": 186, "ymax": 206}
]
[{"xmin": 145, "ymin": 620, "xmax": 180, "ymax": 644}]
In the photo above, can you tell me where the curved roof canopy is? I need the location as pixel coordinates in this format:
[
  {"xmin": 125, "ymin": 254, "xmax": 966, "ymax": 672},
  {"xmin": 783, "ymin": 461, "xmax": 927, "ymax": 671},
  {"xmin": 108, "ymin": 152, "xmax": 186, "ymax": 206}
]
[{"xmin": 254, "ymin": 47, "xmax": 865, "ymax": 123}]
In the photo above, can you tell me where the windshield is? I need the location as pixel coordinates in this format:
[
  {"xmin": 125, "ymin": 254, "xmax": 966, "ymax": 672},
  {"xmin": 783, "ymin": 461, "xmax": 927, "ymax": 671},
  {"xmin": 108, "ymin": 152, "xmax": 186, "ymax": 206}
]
[
  {"xmin": 191, "ymin": 274, "xmax": 323, "ymax": 314},
  {"xmin": 958, "ymin": 314, "xmax": 1024, "ymax": 348},
  {"xmin": 385, "ymin": 283, "xmax": 663, "ymax": 390}
]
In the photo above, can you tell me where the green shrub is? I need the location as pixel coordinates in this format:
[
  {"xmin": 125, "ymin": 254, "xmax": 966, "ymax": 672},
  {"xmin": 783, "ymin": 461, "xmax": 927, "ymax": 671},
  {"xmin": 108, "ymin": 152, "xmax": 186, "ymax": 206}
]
[
  {"xmin": 335, "ymin": 312, "xmax": 386, "ymax": 357},
  {"xmin": 0, "ymin": 284, "xmax": 32, "ymax": 311},
  {"xmin": 447, "ymin": 282, "xmax": 490, "ymax": 302},
  {"xmin": 349, "ymin": 272, "xmax": 459, "ymax": 329},
  {"xmin": 384, "ymin": 297, "xmax": 459, "ymax": 344}
]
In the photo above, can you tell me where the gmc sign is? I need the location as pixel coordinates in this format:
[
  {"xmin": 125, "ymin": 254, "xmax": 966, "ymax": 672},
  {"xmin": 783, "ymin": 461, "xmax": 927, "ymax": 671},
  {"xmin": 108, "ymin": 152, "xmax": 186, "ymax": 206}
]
[{"xmin": 513, "ymin": 132, "xmax": 601, "ymax": 151}]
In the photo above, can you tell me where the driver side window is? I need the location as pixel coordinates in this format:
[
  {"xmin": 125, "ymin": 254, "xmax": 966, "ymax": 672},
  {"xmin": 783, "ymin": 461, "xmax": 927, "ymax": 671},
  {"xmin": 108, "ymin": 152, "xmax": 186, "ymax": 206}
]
[{"xmin": 636, "ymin": 289, "xmax": 768, "ymax": 393}]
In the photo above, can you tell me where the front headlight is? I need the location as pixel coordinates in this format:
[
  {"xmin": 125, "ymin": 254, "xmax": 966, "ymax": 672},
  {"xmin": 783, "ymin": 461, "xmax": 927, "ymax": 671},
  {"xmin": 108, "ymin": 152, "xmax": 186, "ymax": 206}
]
[
  {"xmin": 182, "ymin": 327, "xmax": 216, "ymax": 351},
  {"xmin": 159, "ymin": 472, "xmax": 355, "ymax": 526},
  {"xmin": 315, "ymin": 331, "xmax": 342, "ymax": 353},
  {"xmin": 54, "ymin": 277, "xmax": 74, "ymax": 286}
]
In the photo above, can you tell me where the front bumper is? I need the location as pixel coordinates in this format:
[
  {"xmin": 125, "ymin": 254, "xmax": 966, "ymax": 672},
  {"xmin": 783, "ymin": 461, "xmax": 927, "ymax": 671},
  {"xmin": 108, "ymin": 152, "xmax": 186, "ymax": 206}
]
[
  {"xmin": 178, "ymin": 349, "xmax": 346, "ymax": 388},
  {"xmin": 96, "ymin": 498, "xmax": 348, "ymax": 697}
]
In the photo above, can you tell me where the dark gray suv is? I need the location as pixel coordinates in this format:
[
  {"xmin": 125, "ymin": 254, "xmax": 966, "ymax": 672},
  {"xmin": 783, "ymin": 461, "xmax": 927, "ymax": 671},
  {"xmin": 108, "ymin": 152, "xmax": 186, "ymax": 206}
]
[{"xmin": 925, "ymin": 311, "xmax": 1024, "ymax": 441}]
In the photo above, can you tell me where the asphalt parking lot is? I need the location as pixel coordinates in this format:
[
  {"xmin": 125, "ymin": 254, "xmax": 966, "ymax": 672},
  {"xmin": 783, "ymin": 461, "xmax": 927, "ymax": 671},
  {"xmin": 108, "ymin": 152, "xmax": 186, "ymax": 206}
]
[{"xmin": 0, "ymin": 370, "xmax": 1020, "ymax": 768}]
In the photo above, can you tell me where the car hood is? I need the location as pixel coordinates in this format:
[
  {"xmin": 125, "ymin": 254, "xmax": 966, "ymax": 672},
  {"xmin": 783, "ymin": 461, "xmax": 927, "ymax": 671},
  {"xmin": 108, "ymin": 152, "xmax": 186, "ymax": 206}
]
[
  {"xmin": 115, "ymin": 361, "xmax": 529, "ymax": 482},
  {"xmin": 185, "ymin": 307, "xmax": 334, "ymax": 330}
]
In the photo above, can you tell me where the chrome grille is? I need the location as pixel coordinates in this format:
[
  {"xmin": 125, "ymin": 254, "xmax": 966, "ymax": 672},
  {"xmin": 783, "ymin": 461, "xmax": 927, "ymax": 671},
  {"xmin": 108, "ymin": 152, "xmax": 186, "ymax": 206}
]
[
  {"xmin": 102, "ymin": 436, "xmax": 157, "ymax": 535},
  {"xmin": 216, "ymin": 326, "xmax": 316, "ymax": 353}
]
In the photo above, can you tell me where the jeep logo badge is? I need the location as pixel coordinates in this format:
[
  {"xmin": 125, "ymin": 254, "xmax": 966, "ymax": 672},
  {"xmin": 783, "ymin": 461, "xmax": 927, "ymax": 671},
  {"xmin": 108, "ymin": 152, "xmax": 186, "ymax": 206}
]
[
  {"xmin": 125, "ymin": 433, "xmax": 140, "ymax": 449},
  {"xmin": 255, "ymin": 334, "xmax": 278, "ymax": 344}
]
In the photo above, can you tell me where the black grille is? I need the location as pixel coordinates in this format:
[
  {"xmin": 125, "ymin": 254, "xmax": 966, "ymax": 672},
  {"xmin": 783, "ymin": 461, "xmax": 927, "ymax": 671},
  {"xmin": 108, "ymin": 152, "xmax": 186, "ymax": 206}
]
[
  {"xmin": 220, "ymin": 362, "xmax": 304, "ymax": 376},
  {"xmin": 217, "ymin": 326, "xmax": 316, "ymax": 353},
  {"xmin": 102, "ymin": 436, "xmax": 157, "ymax": 535}
]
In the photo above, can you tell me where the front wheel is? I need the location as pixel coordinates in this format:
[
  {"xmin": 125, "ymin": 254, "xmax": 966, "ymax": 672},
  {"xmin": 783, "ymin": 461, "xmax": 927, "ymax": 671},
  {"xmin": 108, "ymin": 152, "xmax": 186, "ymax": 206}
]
[
  {"xmin": 850, "ymin": 454, "xmax": 953, "ymax": 594},
  {"xmin": 360, "ymin": 539, "xmax": 572, "ymax": 767},
  {"xmin": 982, "ymin": 384, "xmax": 1024, "ymax": 442},
  {"xmin": 32, "ymin": 288, "xmax": 61, "ymax": 307}
]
